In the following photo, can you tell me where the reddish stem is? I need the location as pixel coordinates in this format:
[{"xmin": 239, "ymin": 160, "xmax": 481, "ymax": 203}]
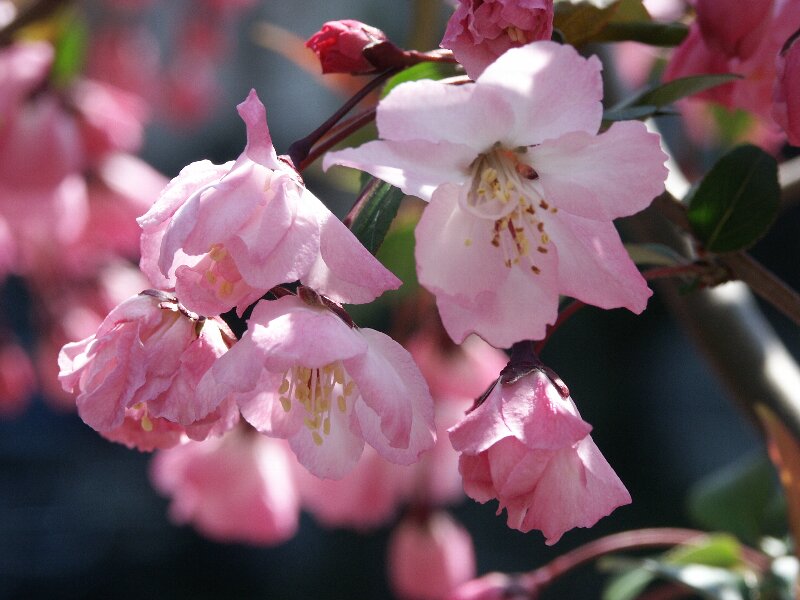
[
  {"xmin": 297, "ymin": 108, "xmax": 376, "ymax": 172},
  {"xmin": 523, "ymin": 528, "xmax": 770, "ymax": 596}
]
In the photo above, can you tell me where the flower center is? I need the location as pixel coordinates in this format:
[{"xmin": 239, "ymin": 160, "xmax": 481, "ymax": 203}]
[
  {"xmin": 278, "ymin": 362, "xmax": 358, "ymax": 446},
  {"xmin": 202, "ymin": 243, "xmax": 240, "ymax": 298},
  {"xmin": 463, "ymin": 147, "xmax": 557, "ymax": 275}
]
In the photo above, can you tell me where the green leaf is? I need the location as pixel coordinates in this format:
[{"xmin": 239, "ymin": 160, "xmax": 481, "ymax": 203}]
[
  {"xmin": 688, "ymin": 452, "xmax": 781, "ymax": 543},
  {"xmin": 51, "ymin": 14, "xmax": 87, "ymax": 88},
  {"xmin": 349, "ymin": 177, "xmax": 406, "ymax": 255},
  {"xmin": 554, "ymin": 0, "xmax": 621, "ymax": 46},
  {"xmin": 592, "ymin": 20, "xmax": 690, "ymax": 46},
  {"xmin": 665, "ymin": 534, "xmax": 743, "ymax": 568},
  {"xmin": 603, "ymin": 568, "xmax": 656, "ymax": 600},
  {"xmin": 643, "ymin": 560, "xmax": 750, "ymax": 599},
  {"xmin": 632, "ymin": 74, "xmax": 741, "ymax": 108},
  {"xmin": 381, "ymin": 61, "xmax": 460, "ymax": 98},
  {"xmin": 686, "ymin": 144, "xmax": 780, "ymax": 253}
]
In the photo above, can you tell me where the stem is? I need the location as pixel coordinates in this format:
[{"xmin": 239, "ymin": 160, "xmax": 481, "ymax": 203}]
[
  {"xmin": 288, "ymin": 69, "xmax": 397, "ymax": 168},
  {"xmin": 297, "ymin": 107, "xmax": 376, "ymax": 172},
  {"xmin": 523, "ymin": 528, "xmax": 770, "ymax": 595},
  {"xmin": 535, "ymin": 300, "xmax": 586, "ymax": 355}
]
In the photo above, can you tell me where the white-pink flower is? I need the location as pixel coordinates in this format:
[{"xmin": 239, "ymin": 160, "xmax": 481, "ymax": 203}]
[
  {"xmin": 197, "ymin": 293, "xmax": 436, "ymax": 479},
  {"xmin": 58, "ymin": 290, "xmax": 238, "ymax": 450},
  {"xmin": 325, "ymin": 42, "xmax": 667, "ymax": 347},
  {"xmin": 441, "ymin": 0, "xmax": 554, "ymax": 79},
  {"xmin": 150, "ymin": 426, "xmax": 299, "ymax": 545},
  {"xmin": 449, "ymin": 365, "xmax": 630, "ymax": 545},
  {"xmin": 138, "ymin": 89, "xmax": 400, "ymax": 317}
]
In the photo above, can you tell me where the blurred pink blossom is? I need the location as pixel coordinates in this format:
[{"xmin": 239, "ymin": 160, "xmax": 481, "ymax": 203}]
[
  {"xmin": 198, "ymin": 295, "xmax": 436, "ymax": 479},
  {"xmin": 306, "ymin": 19, "xmax": 388, "ymax": 75},
  {"xmin": 441, "ymin": 0, "xmax": 554, "ymax": 78},
  {"xmin": 388, "ymin": 511, "xmax": 476, "ymax": 600},
  {"xmin": 0, "ymin": 342, "xmax": 37, "ymax": 417},
  {"xmin": 326, "ymin": 42, "xmax": 666, "ymax": 347},
  {"xmin": 139, "ymin": 90, "xmax": 399, "ymax": 317},
  {"xmin": 449, "ymin": 367, "xmax": 630, "ymax": 544},
  {"xmin": 151, "ymin": 426, "xmax": 299, "ymax": 545},
  {"xmin": 773, "ymin": 32, "xmax": 800, "ymax": 146},
  {"xmin": 448, "ymin": 572, "xmax": 531, "ymax": 600}
]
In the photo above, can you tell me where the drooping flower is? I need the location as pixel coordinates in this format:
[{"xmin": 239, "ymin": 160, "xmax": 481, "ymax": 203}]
[
  {"xmin": 441, "ymin": 0, "xmax": 554, "ymax": 79},
  {"xmin": 388, "ymin": 511, "xmax": 476, "ymax": 600},
  {"xmin": 449, "ymin": 357, "xmax": 630, "ymax": 545},
  {"xmin": 325, "ymin": 42, "xmax": 667, "ymax": 347},
  {"xmin": 58, "ymin": 290, "xmax": 238, "ymax": 450},
  {"xmin": 197, "ymin": 293, "xmax": 436, "ymax": 479},
  {"xmin": 138, "ymin": 90, "xmax": 400, "ymax": 317},
  {"xmin": 150, "ymin": 425, "xmax": 299, "ymax": 545},
  {"xmin": 773, "ymin": 30, "xmax": 800, "ymax": 146},
  {"xmin": 695, "ymin": 0, "xmax": 773, "ymax": 61},
  {"xmin": 306, "ymin": 19, "xmax": 388, "ymax": 75}
]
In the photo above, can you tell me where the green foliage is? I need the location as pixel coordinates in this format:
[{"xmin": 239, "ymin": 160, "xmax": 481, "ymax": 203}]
[
  {"xmin": 603, "ymin": 535, "xmax": 751, "ymax": 600},
  {"xmin": 51, "ymin": 13, "xmax": 87, "ymax": 88},
  {"xmin": 688, "ymin": 453, "xmax": 783, "ymax": 544},
  {"xmin": 381, "ymin": 61, "xmax": 460, "ymax": 98},
  {"xmin": 686, "ymin": 145, "xmax": 780, "ymax": 253},
  {"xmin": 604, "ymin": 74, "xmax": 741, "ymax": 122},
  {"xmin": 350, "ymin": 177, "xmax": 406, "ymax": 256}
]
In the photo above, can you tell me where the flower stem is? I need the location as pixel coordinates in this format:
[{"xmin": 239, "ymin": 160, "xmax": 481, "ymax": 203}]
[
  {"xmin": 297, "ymin": 107, "xmax": 377, "ymax": 172},
  {"xmin": 288, "ymin": 69, "xmax": 397, "ymax": 168},
  {"xmin": 522, "ymin": 528, "xmax": 770, "ymax": 596}
]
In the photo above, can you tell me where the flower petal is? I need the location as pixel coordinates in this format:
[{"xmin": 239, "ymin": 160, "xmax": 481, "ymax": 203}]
[
  {"xmin": 377, "ymin": 79, "xmax": 514, "ymax": 150},
  {"xmin": 549, "ymin": 213, "xmax": 652, "ymax": 313},
  {"xmin": 476, "ymin": 42, "xmax": 603, "ymax": 145},
  {"xmin": 530, "ymin": 122, "xmax": 667, "ymax": 220},
  {"xmin": 448, "ymin": 382, "xmax": 508, "ymax": 455},
  {"xmin": 350, "ymin": 328, "xmax": 436, "ymax": 464},
  {"xmin": 323, "ymin": 139, "xmax": 474, "ymax": 201}
]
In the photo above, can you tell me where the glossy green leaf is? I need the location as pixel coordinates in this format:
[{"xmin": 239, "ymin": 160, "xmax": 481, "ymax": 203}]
[
  {"xmin": 624, "ymin": 243, "xmax": 685, "ymax": 267},
  {"xmin": 644, "ymin": 560, "xmax": 749, "ymax": 599},
  {"xmin": 381, "ymin": 61, "xmax": 460, "ymax": 98},
  {"xmin": 686, "ymin": 144, "xmax": 780, "ymax": 253},
  {"xmin": 665, "ymin": 534, "xmax": 743, "ymax": 568},
  {"xmin": 632, "ymin": 74, "xmax": 741, "ymax": 108},
  {"xmin": 688, "ymin": 452, "xmax": 781, "ymax": 543},
  {"xmin": 349, "ymin": 177, "xmax": 406, "ymax": 255},
  {"xmin": 602, "ymin": 568, "xmax": 655, "ymax": 600}
]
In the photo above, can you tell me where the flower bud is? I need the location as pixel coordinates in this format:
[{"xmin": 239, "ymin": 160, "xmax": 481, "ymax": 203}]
[
  {"xmin": 305, "ymin": 19, "xmax": 388, "ymax": 75},
  {"xmin": 773, "ymin": 30, "xmax": 800, "ymax": 146}
]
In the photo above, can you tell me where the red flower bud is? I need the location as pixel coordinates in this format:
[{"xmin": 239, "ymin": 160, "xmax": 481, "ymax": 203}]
[{"xmin": 305, "ymin": 19, "xmax": 387, "ymax": 75}]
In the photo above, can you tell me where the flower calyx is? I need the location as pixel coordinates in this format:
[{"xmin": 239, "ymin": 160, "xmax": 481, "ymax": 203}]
[{"xmin": 297, "ymin": 285, "xmax": 356, "ymax": 328}]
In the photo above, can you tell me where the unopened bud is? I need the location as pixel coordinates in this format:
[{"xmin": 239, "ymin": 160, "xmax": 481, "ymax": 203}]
[{"xmin": 305, "ymin": 19, "xmax": 388, "ymax": 75}]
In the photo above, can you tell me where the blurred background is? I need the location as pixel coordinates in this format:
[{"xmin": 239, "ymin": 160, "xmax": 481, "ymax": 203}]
[{"xmin": 0, "ymin": 0, "xmax": 798, "ymax": 598}]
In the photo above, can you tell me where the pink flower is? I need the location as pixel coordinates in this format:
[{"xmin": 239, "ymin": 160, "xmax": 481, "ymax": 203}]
[
  {"xmin": 197, "ymin": 293, "xmax": 436, "ymax": 479},
  {"xmin": 448, "ymin": 572, "xmax": 532, "ymax": 600},
  {"xmin": 665, "ymin": 0, "xmax": 800, "ymax": 126},
  {"xmin": 441, "ymin": 0, "xmax": 554, "ymax": 78},
  {"xmin": 325, "ymin": 42, "xmax": 666, "ymax": 347},
  {"xmin": 773, "ymin": 32, "xmax": 800, "ymax": 146},
  {"xmin": 0, "ymin": 342, "xmax": 36, "ymax": 417},
  {"xmin": 388, "ymin": 511, "xmax": 476, "ymax": 600},
  {"xmin": 150, "ymin": 426, "xmax": 299, "ymax": 545},
  {"xmin": 696, "ymin": 0, "xmax": 773, "ymax": 61},
  {"xmin": 449, "ymin": 363, "xmax": 630, "ymax": 544},
  {"xmin": 306, "ymin": 19, "xmax": 388, "ymax": 75},
  {"xmin": 139, "ymin": 90, "xmax": 399, "ymax": 317},
  {"xmin": 58, "ymin": 290, "xmax": 238, "ymax": 450}
]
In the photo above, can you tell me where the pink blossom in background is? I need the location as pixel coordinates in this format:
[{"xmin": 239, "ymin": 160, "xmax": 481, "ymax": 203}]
[
  {"xmin": 197, "ymin": 295, "xmax": 436, "ymax": 479},
  {"xmin": 441, "ymin": 0, "xmax": 554, "ymax": 79},
  {"xmin": 665, "ymin": 0, "xmax": 800, "ymax": 131},
  {"xmin": 306, "ymin": 20, "xmax": 388, "ymax": 75},
  {"xmin": 448, "ymin": 572, "xmax": 532, "ymax": 600},
  {"xmin": 388, "ymin": 511, "xmax": 476, "ymax": 600},
  {"xmin": 449, "ymin": 367, "xmax": 630, "ymax": 544},
  {"xmin": 139, "ymin": 90, "xmax": 399, "ymax": 317},
  {"xmin": 151, "ymin": 427, "xmax": 299, "ymax": 545},
  {"xmin": 0, "ymin": 342, "xmax": 37, "ymax": 417},
  {"xmin": 773, "ymin": 32, "xmax": 800, "ymax": 146},
  {"xmin": 58, "ymin": 291, "xmax": 238, "ymax": 450},
  {"xmin": 696, "ymin": 0, "xmax": 773, "ymax": 61},
  {"xmin": 326, "ymin": 42, "xmax": 666, "ymax": 347}
]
